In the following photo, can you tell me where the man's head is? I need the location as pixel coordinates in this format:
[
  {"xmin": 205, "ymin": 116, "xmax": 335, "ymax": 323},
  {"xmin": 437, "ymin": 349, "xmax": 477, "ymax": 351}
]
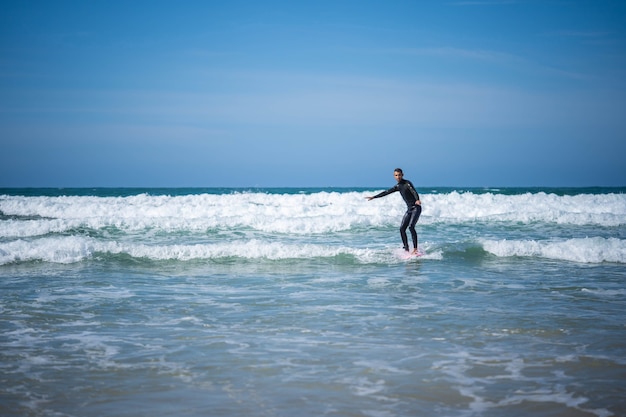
[{"xmin": 394, "ymin": 168, "xmax": 404, "ymax": 182}]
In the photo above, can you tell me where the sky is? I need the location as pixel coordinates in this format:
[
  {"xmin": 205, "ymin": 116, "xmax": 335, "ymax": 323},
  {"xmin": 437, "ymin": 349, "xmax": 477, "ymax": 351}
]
[{"xmin": 1, "ymin": 0, "xmax": 625, "ymax": 188}]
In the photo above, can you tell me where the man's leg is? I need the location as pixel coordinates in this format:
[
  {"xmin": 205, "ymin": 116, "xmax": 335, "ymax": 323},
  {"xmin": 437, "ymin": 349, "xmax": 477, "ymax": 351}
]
[
  {"xmin": 399, "ymin": 210, "xmax": 411, "ymax": 251},
  {"xmin": 408, "ymin": 206, "xmax": 421, "ymax": 251}
]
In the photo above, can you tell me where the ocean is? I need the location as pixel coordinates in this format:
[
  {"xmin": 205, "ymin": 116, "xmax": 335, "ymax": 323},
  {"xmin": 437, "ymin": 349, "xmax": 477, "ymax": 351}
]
[{"xmin": 1, "ymin": 187, "xmax": 625, "ymax": 417}]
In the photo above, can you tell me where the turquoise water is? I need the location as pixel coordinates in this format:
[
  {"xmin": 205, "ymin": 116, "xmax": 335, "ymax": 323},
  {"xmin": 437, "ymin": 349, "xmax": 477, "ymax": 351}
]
[{"xmin": 1, "ymin": 187, "xmax": 625, "ymax": 416}]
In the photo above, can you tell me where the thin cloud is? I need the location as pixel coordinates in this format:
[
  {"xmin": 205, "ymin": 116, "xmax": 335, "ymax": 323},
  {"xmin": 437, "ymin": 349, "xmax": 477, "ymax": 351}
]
[
  {"xmin": 540, "ymin": 30, "xmax": 617, "ymax": 47},
  {"xmin": 384, "ymin": 46, "xmax": 590, "ymax": 80},
  {"xmin": 450, "ymin": 1, "xmax": 518, "ymax": 5},
  {"xmin": 544, "ymin": 30, "xmax": 611, "ymax": 38},
  {"xmin": 394, "ymin": 46, "xmax": 525, "ymax": 64}
]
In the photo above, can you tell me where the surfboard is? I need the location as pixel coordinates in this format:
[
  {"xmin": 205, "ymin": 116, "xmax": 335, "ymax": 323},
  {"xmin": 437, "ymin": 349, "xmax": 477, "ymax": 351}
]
[{"xmin": 398, "ymin": 249, "xmax": 424, "ymax": 259}]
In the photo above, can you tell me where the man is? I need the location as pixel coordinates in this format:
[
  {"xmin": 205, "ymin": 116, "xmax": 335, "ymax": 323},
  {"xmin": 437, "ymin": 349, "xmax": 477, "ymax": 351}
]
[{"xmin": 367, "ymin": 168, "xmax": 422, "ymax": 254}]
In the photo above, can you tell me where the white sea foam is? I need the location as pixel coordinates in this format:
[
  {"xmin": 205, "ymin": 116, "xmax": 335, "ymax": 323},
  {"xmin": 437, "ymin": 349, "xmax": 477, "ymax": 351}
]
[
  {"xmin": 1, "ymin": 191, "xmax": 624, "ymax": 240},
  {"xmin": 0, "ymin": 236, "xmax": 98, "ymax": 264},
  {"xmin": 0, "ymin": 218, "xmax": 79, "ymax": 238},
  {"xmin": 1, "ymin": 191, "xmax": 624, "ymax": 265},
  {"xmin": 0, "ymin": 192, "xmax": 380, "ymax": 236},
  {"xmin": 435, "ymin": 352, "xmax": 613, "ymax": 417},
  {"xmin": 0, "ymin": 236, "xmax": 390, "ymax": 265},
  {"xmin": 481, "ymin": 237, "xmax": 626, "ymax": 263},
  {"xmin": 581, "ymin": 288, "xmax": 626, "ymax": 297},
  {"xmin": 425, "ymin": 191, "xmax": 626, "ymax": 226}
]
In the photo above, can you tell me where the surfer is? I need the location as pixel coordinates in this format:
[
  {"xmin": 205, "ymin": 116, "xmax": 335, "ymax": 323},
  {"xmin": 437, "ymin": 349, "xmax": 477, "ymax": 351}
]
[{"xmin": 367, "ymin": 168, "xmax": 422, "ymax": 254}]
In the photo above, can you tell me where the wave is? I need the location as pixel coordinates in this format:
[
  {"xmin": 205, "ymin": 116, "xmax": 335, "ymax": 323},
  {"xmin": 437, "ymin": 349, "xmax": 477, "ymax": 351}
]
[
  {"xmin": 2, "ymin": 190, "xmax": 624, "ymax": 266},
  {"xmin": 1, "ymin": 191, "xmax": 624, "ymax": 239},
  {"xmin": 481, "ymin": 237, "xmax": 626, "ymax": 264},
  {"xmin": 0, "ymin": 236, "xmax": 426, "ymax": 266},
  {"xmin": 2, "ymin": 235, "xmax": 623, "ymax": 266},
  {"xmin": 426, "ymin": 191, "xmax": 626, "ymax": 226}
]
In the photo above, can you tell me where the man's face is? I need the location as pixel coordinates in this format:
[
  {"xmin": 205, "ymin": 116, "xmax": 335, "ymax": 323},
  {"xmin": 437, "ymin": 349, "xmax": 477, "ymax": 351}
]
[{"xmin": 394, "ymin": 171, "xmax": 403, "ymax": 182}]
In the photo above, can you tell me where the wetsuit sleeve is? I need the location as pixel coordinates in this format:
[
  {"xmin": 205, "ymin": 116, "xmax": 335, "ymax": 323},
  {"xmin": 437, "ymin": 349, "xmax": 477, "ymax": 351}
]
[{"xmin": 371, "ymin": 185, "xmax": 398, "ymax": 199}]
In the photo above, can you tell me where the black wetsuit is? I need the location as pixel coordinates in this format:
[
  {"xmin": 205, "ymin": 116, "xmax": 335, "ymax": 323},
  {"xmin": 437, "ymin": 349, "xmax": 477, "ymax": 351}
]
[{"xmin": 371, "ymin": 179, "xmax": 421, "ymax": 251}]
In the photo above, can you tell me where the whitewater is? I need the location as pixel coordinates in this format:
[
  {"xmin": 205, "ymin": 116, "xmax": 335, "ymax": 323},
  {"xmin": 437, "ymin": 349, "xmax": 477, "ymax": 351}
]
[
  {"xmin": 1, "ymin": 188, "xmax": 625, "ymax": 264},
  {"xmin": 1, "ymin": 187, "xmax": 625, "ymax": 417}
]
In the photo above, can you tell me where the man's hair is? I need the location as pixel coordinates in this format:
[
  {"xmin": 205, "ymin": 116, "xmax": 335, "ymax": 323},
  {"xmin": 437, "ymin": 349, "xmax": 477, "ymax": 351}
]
[{"xmin": 394, "ymin": 168, "xmax": 403, "ymax": 174}]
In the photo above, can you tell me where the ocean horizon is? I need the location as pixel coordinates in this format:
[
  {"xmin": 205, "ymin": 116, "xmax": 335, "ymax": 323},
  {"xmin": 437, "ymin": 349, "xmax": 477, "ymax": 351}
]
[{"xmin": 2, "ymin": 185, "xmax": 625, "ymax": 195}]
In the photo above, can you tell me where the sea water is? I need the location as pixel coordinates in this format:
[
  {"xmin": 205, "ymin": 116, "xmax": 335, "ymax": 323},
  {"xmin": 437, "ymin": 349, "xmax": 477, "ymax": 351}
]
[{"xmin": 1, "ymin": 187, "xmax": 625, "ymax": 417}]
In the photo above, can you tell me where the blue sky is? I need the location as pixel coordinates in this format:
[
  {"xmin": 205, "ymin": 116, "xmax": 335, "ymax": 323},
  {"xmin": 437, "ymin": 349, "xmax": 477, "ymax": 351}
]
[{"xmin": 1, "ymin": 0, "xmax": 625, "ymax": 187}]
